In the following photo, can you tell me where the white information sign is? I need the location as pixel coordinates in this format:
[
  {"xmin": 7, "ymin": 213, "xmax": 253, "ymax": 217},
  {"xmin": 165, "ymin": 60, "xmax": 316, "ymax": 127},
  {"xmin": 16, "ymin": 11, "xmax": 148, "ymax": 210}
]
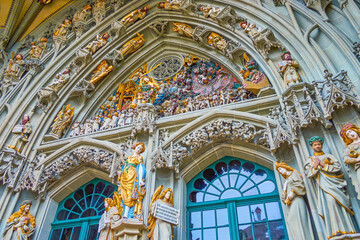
[{"xmin": 153, "ymin": 202, "xmax": 180, "ymax": 225}]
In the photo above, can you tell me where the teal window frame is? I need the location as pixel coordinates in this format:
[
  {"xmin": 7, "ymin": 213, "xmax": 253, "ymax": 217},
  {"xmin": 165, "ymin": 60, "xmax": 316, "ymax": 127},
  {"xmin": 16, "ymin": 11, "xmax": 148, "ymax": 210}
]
[
  {"xmin": 187, "ymin": 156, "xmax": 288, "ymax": 240},
  {"xmin": 49, "ymin": 178, "xmax": 117, "ymax": 240}
]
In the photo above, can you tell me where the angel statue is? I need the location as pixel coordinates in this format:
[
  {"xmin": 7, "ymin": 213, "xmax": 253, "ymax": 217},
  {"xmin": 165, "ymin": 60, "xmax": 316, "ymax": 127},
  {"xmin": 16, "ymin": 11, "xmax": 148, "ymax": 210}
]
[
  {"xmin": 3, "ymin": 200, "xmax": 36, "ymax": 240},
  {"xmin": 98, "ymin": 198, "xmax": 121, "ymax": 240},
  {"xmin": 49, "ymin": 104, "xmax": 75, "ymax": 139},
  {"xmin": 118, "ymin": 142, "xmax": 146, "ymax": 219},
  {"xmin": 148, "ymin": 185, "xmax": 175, "ymax": 240}
]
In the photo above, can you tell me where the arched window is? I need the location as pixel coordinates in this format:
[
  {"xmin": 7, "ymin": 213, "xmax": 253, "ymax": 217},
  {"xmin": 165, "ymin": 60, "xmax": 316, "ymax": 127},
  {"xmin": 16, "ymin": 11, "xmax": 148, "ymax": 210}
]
[
  {"xmin": 50, "ymin": 179, "xmax": 116, "ymax": 240},
  {"xmin": 187, "ymin": 157, "xmax": 287, "ymax": 240}
]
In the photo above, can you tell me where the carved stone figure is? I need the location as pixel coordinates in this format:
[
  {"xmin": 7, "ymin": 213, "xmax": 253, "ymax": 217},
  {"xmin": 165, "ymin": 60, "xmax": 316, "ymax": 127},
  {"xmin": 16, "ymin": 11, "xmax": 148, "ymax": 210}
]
[
  {"xmin": 340, "ymin": 123, "xmax": 360, "ymax": 200},
  {"xmin": 85, "ymin": 33, "xmax": 109, "ymax": 55},
  {"xmin": 90, "ymin": 60, "xmax": 114, "ymax": 85},
  {"xmin": 117, "ymin": 32, "xmax": 145, "ymax": 59},
  {"xmin": 1, "ymin": 53, "xmax": 25, "ymax": 97},
  {"xmin": 148, "ymin": 186, "xmax": 176, "ymax": 240},
  {"xmin": 120, "ymin": 5, "xmax": 150, "ymax": 27},
  {"xmin": 277, "ymin": 51, "xmax": 301, "ymax": 87},
  {"xmin": 7, "ymin": 114, "xmax": 32, "ymax": 153},
  {"xmin": 208, "ymin": 32, "xmax": 227, "ymax": 52},
  {"xmin": 29, "ymin": 37, "xmax": 48, "ymax": 60},
  {"xmin": 3, "ymin": 200, "xmax": 36, "ymax": 240},
  {"xmin": 93, "ymin": 0, "xmax": 107, "ymax": 24},
  {"xmin": 304, "ymin": 136, "xmax": 357, "ymax": 239},
  {"xmin": 172, "ymin": 23, "xmax": 194, "ymax": 38},
  {"xmin": 198, "ymin": 5, "xmax": 220, "ymax": 20},
  {"xmin": 98, "ymin": 198, "xmax": 121, "ymax": 240},
  {"xmin": 275, "ymin": 162, "xmax": 314, "ymax": 240},
  {"xmin": 53, "ymin": 19, "xmax": 72, "ymax": 37},
  {"xmin": 72, "ymin": 4, "xmax": 92, "ymax": 38},
  {"xmin": 48, "ymin": 67, "xmax": 71, "ymax": 92},
  {"xmin": 118, "ymin": 142, "xmax": 146, "ymax": 219},
  {"xmin": 157, "ymin": 0, "xmax": 182, "ymax": 10},
  {"xmin": 49, "ymin": 104, "xmax": 75, "ymax": 139}
]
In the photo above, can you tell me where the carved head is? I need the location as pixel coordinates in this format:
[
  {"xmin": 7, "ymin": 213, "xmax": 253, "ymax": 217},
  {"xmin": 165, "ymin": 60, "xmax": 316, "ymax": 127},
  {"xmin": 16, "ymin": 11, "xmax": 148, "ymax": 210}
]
[
  {"xmin": 160, "ymin": 188, "xmax": 173, "ymax": 204},
  {"xmin": 275, "ymin": 162, "xmax": 295, "ymax": 179},
  {"xmin": 15, "ymin": 54, "xmax": 23, "ymax": 60},
  {"xmin": 22, "ymin": 114, "xmax": 30, "ymax": 125},
  {"xmin": 64, "ymin": 19, "xmax": 71, "ymax": 25},
  {"xmin": 281, "ymin": 51, "xmax": 292, "ymax": 61},
  {"xmin": 308, "ymin": 136, "xmax": 324, "ymax": 152},
  {"xmin": 40, "ymin": 37, "xmax": 48, "ymax": 43},
  {"xmin": 157, "ymin": 2, "xmax": 165, "ymax": 9},
  {"xmin": 240, "ymin": 21, "xmax": 248, "ymax": 29},
  {"xmin": 141, "ymin": 5, "xmax": 150, "ymax": 12},
  {"xmin": 83, "ymin": 4, "xmax": 92, "ymax": 11},
  {"xmin": 102, "ymin": 33, "xmax": 109, "ymax": 40},
  {"xmin": 104, "ymin": 198, "xmax": 114, "ymax": 211},
  {"xmin": 340, "ymin": 123, "xmax": 360, "ymax": 145},
  {"xmin": 20, "ymin": 200, "xmax": 32, "ymax": 213},
  {"xmin": 132, "ymin": 142, "xmax": 145, "ymax": 153}
]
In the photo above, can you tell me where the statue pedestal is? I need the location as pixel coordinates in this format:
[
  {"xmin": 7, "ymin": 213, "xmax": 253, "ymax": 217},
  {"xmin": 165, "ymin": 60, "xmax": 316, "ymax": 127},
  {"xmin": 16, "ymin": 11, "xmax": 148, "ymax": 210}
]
[
  {"xmin": 112, "ymin": 218, "xmax": 146, "ymax": 240},
  {"xmin": 331, "ymin": 233, "xmax": 360, "ymax": 240}
]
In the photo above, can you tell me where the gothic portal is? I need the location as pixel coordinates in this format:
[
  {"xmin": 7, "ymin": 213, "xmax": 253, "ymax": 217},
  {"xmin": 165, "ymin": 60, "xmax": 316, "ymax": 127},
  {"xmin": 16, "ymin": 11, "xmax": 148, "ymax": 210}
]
[{"xmin": 0, "ymin": 0, "xmax": 360, "ymax": 240}]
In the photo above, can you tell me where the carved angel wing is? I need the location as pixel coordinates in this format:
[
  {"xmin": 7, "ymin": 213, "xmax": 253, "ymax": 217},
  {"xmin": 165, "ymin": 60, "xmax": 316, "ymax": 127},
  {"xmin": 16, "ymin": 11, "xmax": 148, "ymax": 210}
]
[
  {"xmin": 113, "ymin": 191, "xmax": 123, "ymax": 217},
  {"xmin": 147, "ymin": 185, "xmax": 164, "ymax": 240}
]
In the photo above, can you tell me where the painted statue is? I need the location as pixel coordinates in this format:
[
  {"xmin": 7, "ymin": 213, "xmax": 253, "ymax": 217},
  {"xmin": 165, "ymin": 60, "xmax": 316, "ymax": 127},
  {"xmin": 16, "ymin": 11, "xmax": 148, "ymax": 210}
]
[
  {"xmin": 3, "ymin": 200, "xmax": 36, "ymax": 240},
  {"xmin": 48, "ymin": 67, "xmax": 71, "ymax": 92},
  {"xmin": 340, "ymin": 123, "xmax": 360, "ymax": 200},
  {"xmin": 29, "ymin": 37, "xmax": 48, "ymax": 60},
  {"xmin": 147, "ymin": 186, "xmax": 176, "ymax": 240},
  {"xmin": 73, "ymin": 4, "xmax": 92, "ymax": 22},
  {"xmin": 198, "ymin": 5, "xmax": 221, "ymax": 20},
  {"xmin": 120, "ymin": 6, "xmax": 150, "ymax": 27},
  {"xmin": 277, "ymin": 51, "xmax": 300, "ymax": 87},
  {"xmin": 240, "ymin": 21, "xmax": 259, "ymax": 38},
  {"xmin": 275, "ymin": 162, "xmax": 314, "ymax": 240},
  {"xmin": 90, "ymin": 60, "xmax": 114, "ymax": 85},
  {"xmin": 118, "ymin": 32, "xmax": 145, "ymax": 57},
  {"xmin": 240, "ymin": 53, "xmax": 270, "ymax": 94},
  {"xmin": 304, "ymin": 136, "xmax": 356, "ymax": 239},
  {"xmin": 53, "ymin": 19, "xmax": 72, "ymax": 37},
  {"xmin": 5, "ymin": 53, "xmax": 25, "ymax": 79},
  {"xmin": 50, "ymin": 104, "xmax": 75, "ymax": 138},
  {"xmin": 118, "ymin": 142, "xmax": 146, "ymax": 219},
  {"xmin": 8, "ymin": 114, "xmax": 32, "ymax": 153},
  {"xmin": 172, "ymin": 23, "xmax": 194, "ymax": 38},
  {"xmin": 98, "ymin": 198, "xmax": 121, "ymax": 240},
  {"xmin": 208, "ymin": 32, "xmax": 227, "ymax": 52},
  {"xmin": 85, "ymin": 33, "xmax": 109, "ymax": 55},
  {"xmin": 138, "ymin": 75, "xmax": 161, "ymax": 104},
  {"xmin": 157, "ymin": 0, "xmax": 182, "ymax": 10}
]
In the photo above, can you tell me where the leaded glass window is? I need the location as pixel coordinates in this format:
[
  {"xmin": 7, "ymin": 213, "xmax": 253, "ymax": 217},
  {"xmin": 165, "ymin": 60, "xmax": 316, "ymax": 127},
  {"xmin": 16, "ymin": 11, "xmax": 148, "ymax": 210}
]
[{"xmin": 187, "ymin": 157, "xmax": 287, "ymax": 240}]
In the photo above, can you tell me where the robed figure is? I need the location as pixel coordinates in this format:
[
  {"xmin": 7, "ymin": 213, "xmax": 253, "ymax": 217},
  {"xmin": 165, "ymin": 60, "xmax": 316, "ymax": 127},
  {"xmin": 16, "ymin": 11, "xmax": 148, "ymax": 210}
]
[
  {"xmin": 275, "ymin": 162, "xmax": 314, "ymax": 240},
  {"xmin": 304, "ymin": 136, "xmax": 356, "ymax": 239},
  {"xmin": 98, "ymin": 198, "xmax": 121, "ymax": 240},
  {"xmin": 118, "ymin": 142, "xmax": 146, "ymax": 219}
]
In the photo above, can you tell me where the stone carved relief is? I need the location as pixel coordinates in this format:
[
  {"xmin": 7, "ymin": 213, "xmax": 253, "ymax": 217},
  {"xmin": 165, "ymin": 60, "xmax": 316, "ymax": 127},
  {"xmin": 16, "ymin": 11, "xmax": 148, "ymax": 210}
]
[
  {"xmin": 131, "ymin": 103, "xmax": 157, "ymax": 138},
  {"xmin": 0, "ymin": 149, "xmax": 26, "ymax": 188},
  {"xmin": 16, "ymin": 147, "xmax": 115, "ymax": 194},
  {"xmin": 53, "ymin": 19, "xmax": 72, "ymax": 54},
  {"xmin": 198, "ymin": 5, "xmax": 242, "ymax": 30},
  {"xmin": 72, "ymin": 4, "xmax": 93, "ymax": 38},
  {"xmin": 93, "ymin": 0, "xmax": 107, "ymax": 25}
]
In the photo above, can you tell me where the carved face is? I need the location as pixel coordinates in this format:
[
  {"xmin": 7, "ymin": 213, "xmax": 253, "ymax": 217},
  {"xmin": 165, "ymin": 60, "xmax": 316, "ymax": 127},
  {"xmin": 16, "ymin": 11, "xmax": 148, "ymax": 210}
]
[
  {"xmin": 277, "ymin": 167, "xmax": 289, "ymax": 176},
  {"xmin": 311, "ymin": 141, "xmax": 323, "ymax": 152},
  {"xmin": 24, "ymin": 204, "xmax": 31, "ymax": 213},
  {"xmin": 165, "ymin": 190, "xmax": 171, "ymax": 199},
  {"xmin": 104, "ymin": 201, "xmax": 109, "ymax": 208},
  {"xmin": 283, "ymin": 53, "xmax": 292, "ymax": 61},
  {"xmin": 346, "ymin": 129, "xmax": 359, "ymax": 140},
  {"xmin": 135, "ymin": 144, "xmax": 143, "ymax": 153}
]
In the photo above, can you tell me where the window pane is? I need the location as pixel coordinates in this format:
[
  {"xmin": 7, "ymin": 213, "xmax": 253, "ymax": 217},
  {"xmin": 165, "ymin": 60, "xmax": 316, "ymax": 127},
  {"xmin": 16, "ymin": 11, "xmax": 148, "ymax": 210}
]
[
  {"xmin": 258, "ymin": 181, "xmax": 275, "ymax": 194},
  {"xmin": 85, "ymin": 183, "xmax": 94, "ymax": 196},
  {"xmin": 68, "ymin": 213, "xmax": 79, "ymax": 219},
  {"xmin": 57, "ymin": 210, "xmax": 69, "ymax": 221},
  {"xmin": 237, "ymin": 206, "xmax": 250, "ymax": 224},
  {"xmin": 269, "ymin": 220, "xmax": 286, "ymax": 240},
  {"xmin": 189, "ymin": 191, "xmax": 204, "ymax": 203},
  {"xmin": 73, "ymin": 189, "xmax": 84, "ymax": 202},
  {"xmin": 64, "ymin": 198, "xmax": 75, "ymax": 210},
  {"xmin": 243, "ymin": 187, "xmax": 259, "ymax": 197},
  {"xmin": 206, "ymin": 185, "xmax": 221, "ymax": 195},
  {"xmin": 202, "ymin": 210, "xmax": 215, "ymax": 228},
  {"xmin": 220, "ymin": 176, "xmax": 229, "ymax": 188},
  {"xmin": 240, "ymin": 180, "xmax": 254, "ymax": 192},
  {"xmin": 265, "ymin": 202, "xmax": 281, "ymax": 220},
  {"xmin": 216, "ymin": 208, "xmax": 228, "ymax": 226},
  {"xmin": 203, "ymin": 228, "xmax": 216, "ymax": 240},
  {"xmin": 241, "ymin": 162, "xmax": 255, "ymax": 176},
  {"xmin": 253, "ymin": 222, "xmax": 269, "ymax": 240},
  {"xmin": 95, "ymin": 181, "xmax": 105, "ymax": 193},
  {"xmin": 220, "ymin": 189, "xmax": 241, "ymax": 200},
  {"xmin": 217, "ymin": 227, "xmax": 230, "ymax": 240},
  {"xmin": 204, "ymin": 194, "xmax": 219, "ymax": 202},
  {"xmin": 72, "ymin": 205, "xmax": 82, "ymax": 214},
  {"xmin": 71, "ymin": 227, "xmax": 81, "ymax": 240},
  {"xmin": 190, "ymin": 211, "xmax": 202, "ymax": 229},
  {"xmin": 229, "ymin": 160, "xmax": 241, "ymax": 172},
  {"xmin": 103, "ymin": 185, "xmax": 115, "ymax": 197},
  {"xmin": 50, "ymin": 229, "xmax": 62, "ymax": 240},
  {"xmin": 61, "ymin": 227, "xmax": 72, "ymax": 240},
  {"xmin": 203, "ymin": 169, "xmax": 217, "ymax": 182},
  {"xmin": 251, "ymin": 204, "xmax": 266, "ymax": 222},
  {"xmin": 86, "ymin": 224, "xmax": 98, "ymax": 240},
  {"xmin": 239, "ymin": 224, "xmax": 253, "ymax": 240},
  {"xmin": 215, "ymin": 162, "xmax": 227, "ymax": 175},
  {"xmin": 235, "ymin": 176, "xmax": 247, "ymax": 189},
  {"xmin": 251, "ymin": 169, "xmax": 267, "ymax": 183},
  {"xmin": 212, "ymin": 179, "xmax": 224, "ymax": 191},
  {"xmin": 229, "ymin": 174, "xmax": 238, "ymax": 187},
  {"xmin": 190, "ymin": 230, "xmax": 202, "ymax": 240},
  {"xmin": 81, "ymin": 208, "xmax": 97, "ymax": 218},
  {"xmin": 194, "ymin": 178, "xmax": 208, "ymax": 191}
]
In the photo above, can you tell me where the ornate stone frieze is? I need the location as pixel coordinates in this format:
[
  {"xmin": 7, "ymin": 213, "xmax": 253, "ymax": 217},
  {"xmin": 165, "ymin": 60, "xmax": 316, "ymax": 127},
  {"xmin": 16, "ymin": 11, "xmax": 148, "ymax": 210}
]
[
  {"xmin": 149, "ymin": 21, "xmax": 169, "ymax": 37},
  {"xmin": 16, "ymin": 147, "xmax": 115, "ymax": 194},
  {"xmin": 354, "ymin": 42, "xmax": 360, "ymax": 60},
  {"xmin": 0, "ymin": 149, "xmax": 26, "ymax": 188},
  {"xmin": 131, "ymin": 103, "xmax": 157, "ymax": 138}
]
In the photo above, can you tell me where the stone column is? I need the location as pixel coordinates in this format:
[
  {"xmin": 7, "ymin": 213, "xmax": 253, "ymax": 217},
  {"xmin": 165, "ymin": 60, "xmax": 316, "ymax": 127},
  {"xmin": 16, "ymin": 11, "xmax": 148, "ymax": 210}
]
[{"xmin": 112, "ymin": 218, "xmax": 146, "ymax": 240}]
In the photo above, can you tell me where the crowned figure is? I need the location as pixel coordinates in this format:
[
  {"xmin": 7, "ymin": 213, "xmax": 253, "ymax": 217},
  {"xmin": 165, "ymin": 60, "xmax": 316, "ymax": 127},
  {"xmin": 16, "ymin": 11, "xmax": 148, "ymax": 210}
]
[{"xmin": 304, "ymin": 136, "xmax": 356, "ymax": 239}]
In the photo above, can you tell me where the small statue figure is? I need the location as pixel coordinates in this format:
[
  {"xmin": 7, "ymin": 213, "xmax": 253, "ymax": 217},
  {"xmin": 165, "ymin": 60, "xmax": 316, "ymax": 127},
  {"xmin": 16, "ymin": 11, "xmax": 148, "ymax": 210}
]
[
  {"xmin": 73, "ymin": 4, "xmax": 92, "ymax": 22},
  {"xmin": 208, "ymin": 32, "xmax": 227, "ymax": 52},
  {"xmin": 340, "ymin": 123, "xmax": 360, "ymax": 199},
  {"xmin": 7, "ymin": 114, "xmax": 32, "ymax": 153},
  {"xmin": 29, "ymin": 37, "xmax": 48, "ymax": 60},
  {"xmin": 98, "ymin": 198, "xmax": 121, "ymax": 240},
  {"xmin": 148, "ymin": 185, "xmax": 176, "ymax": 240},
  {"xmin": 125, "ymin": 108, "xmax": 134, "ymax": 125},
  {"xmin": 120, "ymin": 5, "xmax": 150, "ymax": 27},
  {"xmin": 48, "ymin": 67, "xmax": 71, "ymax": 92},
  {"xmin": 50, "ymin": 104, "xmax": 75, "ymax": 139},
  {"xmin": 172, "ymin": 23, "xmax": 194, "ymax": 38},
  {"xmin": 90, "ymin": 60, "xmax": 114, "ymax": 85},
  {"xmin": 53, "ymin": 19, "xmax": 72, "ymax": 37},
  {"xmin": 70, "ymin": 120, "xmax": 82, "ymax": 137},
  {"xmin": 4, "ymin": 53, "xmax": 25, "ymax": 80},
  {"xmin": 118, "ymin": 32, "xmax": 145, "ymax": 58},
  {"xmin": 157, "ymin": 0, "xmax": 182, "ymax": 10},
  {"xmin": 110, "ymin": 112, "xmax": 119, "ymax": 128},
  {"xmin": 100, "ymin": 114, "xmax": 112, "ymax": 130},
  {"xmin": 139, "ymin": 75, "xmax": 161, "ymax": 104},
  {"xmin": 275, "ymin": 162, "xmax": 314, "ymax": 240},
  {"xmin": 85, "ymin": 33, "xmax": 109, "ymax": 55},
  {"xmin": 118, "ymin": 142, "xmax": 146, "ymax": 219},
  {"xmin": 93, "ymin": 0, "xmax": 107, "ymax": 24},
  {"xmin": 240, "ymin": 21, "xmax": 259, "ymax": 38},
  {"xmin": 3, "ymin": 200, "xmax": 36, "ymax": 240},
  {"xmin": 240, "ymin": 53, "xmax": 270, "ymax": 94},
  {"xmin": 304, "ymin": 136, "xmax": 356, "ymax": 239},
  {"xmin": 198, "ymin": 5, "xmax": 221, "ymax": 21},
  {"xmin": 277, "ymin": 51, "xmax": 301, "ymax": 87}
]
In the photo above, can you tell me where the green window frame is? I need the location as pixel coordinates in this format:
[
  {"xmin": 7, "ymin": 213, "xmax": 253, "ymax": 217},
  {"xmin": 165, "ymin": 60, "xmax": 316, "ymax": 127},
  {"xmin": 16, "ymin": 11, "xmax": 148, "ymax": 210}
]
[
  {"xmin": 187, "ymin": 156, "xmax": 288, "ymax": 240},
  {"xmin": 49, "ymin": 178, "xmax": 117, "ymax": 240}
]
